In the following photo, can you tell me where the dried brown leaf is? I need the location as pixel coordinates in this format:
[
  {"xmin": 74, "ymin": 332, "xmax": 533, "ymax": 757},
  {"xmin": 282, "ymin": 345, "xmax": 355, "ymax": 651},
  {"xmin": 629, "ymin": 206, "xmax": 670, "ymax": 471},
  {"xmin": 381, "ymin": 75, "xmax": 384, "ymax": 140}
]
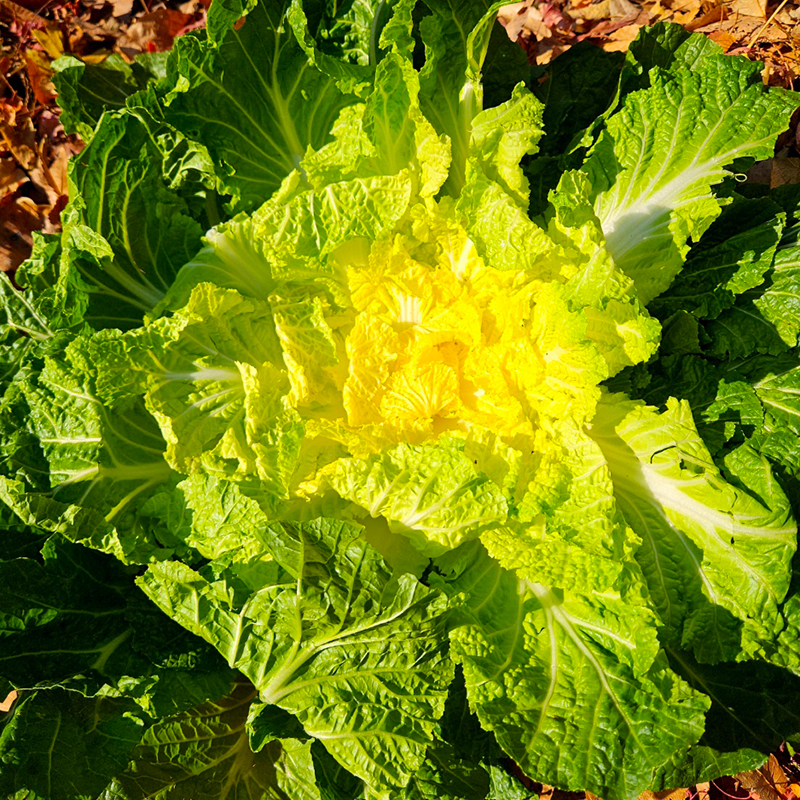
[
  {"xmin": 25, "ymin": 49, "xmax": 57, "ymax": 105},
  {"xmin": 117, "ymin": 6, "xmax": 192, "ymax": 52},
  {"xmin": 0, "ymin": 0, "xmax": 47, "ymax": 27},
  {"xmin": 30, "ymin": 24, "xmax": 64, "ymax": 59},
  {"xmin": 610, "ymin": 0, "xmax": 641, "ymax": 17},
  {"xmin": 637, "ymin": 789, "xmax": 688, "ymax": 800},
  {"xmin": 747, "ymin": 156, "xmax": 774, "ymax": 183},
  {"xmin": 110, "ymin": 0, "xmax": 134, "ymax": 17},
  {"xmin": 0, "ymin": 102, "xmax": 37, "ymax": 170},
  {"xmin": 730, "ymin": 0, "xmax": 768, "ymax": 18},
  {"xmin": 670, "ymin": 0, "xmax": 702, "ymax": 24},
  {"xmin": 685, "ymin": 5, "xmax": 727, "ymax": 30},
  {"xmin": 499, "ymin": 2, "xmax": 554, "ymax": 40},
  {"xmin": 567, "ymin": 0, "xmax": 612, "ymax": 20},
  {"xmin": 0, "ymin": 195, "xmax": 42, "ymax": 272},
  {"xmin": 498, "ymin": 1, "xmax": 529, "ymax": 27},
  {"xmin": 737, "ymin": 755, "xmax": 790, "ymax": 800},
  {"xmin": 0, "ymin": 690, "xmax": 17, "ymax": 712},
  {"xmin": 0, "ymin": 158, "xmax": 25, "ymax": 193},
  {"xmin": 602, "ymin": 20, "xmax": 645, "ymax": 48},
  {"xmin": 709, "ymin": 28, "xmax": 738, "ymax": 49}
]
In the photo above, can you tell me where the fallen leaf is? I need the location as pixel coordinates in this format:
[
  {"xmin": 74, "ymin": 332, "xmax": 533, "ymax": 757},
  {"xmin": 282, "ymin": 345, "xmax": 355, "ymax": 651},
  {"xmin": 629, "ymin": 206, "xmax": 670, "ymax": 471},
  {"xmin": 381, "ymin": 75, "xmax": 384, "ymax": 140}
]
[
  {"xmin": 709, "ymin": 28, "xmax": 738, "ymax": 49},
  {"xmin": 602, "ymin": 20, "xmax": 645, "ymax": 48},
  {"xmin": 110, "ymin": 0, "xmax": 134, "ymax": 17},
  {"xmin": 28, "ymin": 139, "xmax": 70, "ymax": 217},
  {"xmin": 582, "ymin": 7, "xmax": 647, "ymax": 36},
  {"xmin": 540, "ymin": 2, "xmax": 569, "ymax": 28},
  {"xmin": 685, "ymin": 4, "xmax": 727, "ymax": 30},
  {"xmin": 0, "ymin": 101, "xmax": 37, "ymax": 170},
  {"xmin": 747, "ymin": 157, "xmax": 774, "ymax": 183},
  {"xmin": 637, "ymin": 790, "xmax": 688, "ymax": 800},
  {"xmin": 0, "ymin": 157, "xmax": 26, "ymax": 194},
  {"xmin": 567, "ymin": 0, "xmax": 612, "ymax": 20},
  {"xmin": 717, "ymin": 15, "xmax": 762, "ymax": 40},
  {"xmin": 25, "ymin": 49, "xmax": 57, "ymax": 105},
  {"xmin": 0, "ymin": 690, "xmax": 17, "ymax": 712},
  {"xmin": 610, "ymin": 0, "xmax": 640, "ymax": 17},
  {"xmin": 0, "ymin": 195, "xmax": 42, "ymax": 273},
  {"xmin": 737, "ymin": 755, "xmax": 789, "ymax": 800},
  {"xmin": 772, "ymin": 157, "xmax": 800, "ymax": 190},
  {"xmin": 498, "ymin": 0, "xmax": 529, "ymax": 27},
  {"xmin": 30, "ymin": 23, "xmax": 64, "ymax": 59},
  {"xmin": 647, "ymin": 0, "xmax": 675, "ymax": 20},
  {"xmin": 0, "ymin": 0, "xmax": 47, "ymax": 27},
  {"xmin": 670, "ymin": 0, "xmax": 702, "ymax": 24},
  {"xmin": 116, "ymin": 6, "xmax": 193, "ymax": 53},
  {"xmin": 730, "ymin": 0, "xmax": 768, "ymax": 18},
  {"xmin": 499, "ymin": 2, "xmax": 557, "ymax": 40}
]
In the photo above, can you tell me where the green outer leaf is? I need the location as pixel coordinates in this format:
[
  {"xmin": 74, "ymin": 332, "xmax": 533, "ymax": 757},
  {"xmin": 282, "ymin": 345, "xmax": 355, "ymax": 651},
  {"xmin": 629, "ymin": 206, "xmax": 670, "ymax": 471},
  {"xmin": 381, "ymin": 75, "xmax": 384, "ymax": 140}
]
[
  {"xmin": 171, "ymin": 473, "xmax": 272, "ymax": 561},
  {"xmin": 163, "ymin": 0, "xmax": 357, "ymax": 210},
  {"xmin": 584, "ymin": 56, "xmax": 800, "ymax": 303},
  {"xmin": 286, "ymin": 0, "xmax": 375, "ymax": 94},
  {"xmin": 418, "ymin": 0, "xmax": 509, "ymax": 193},
  {"xmin": 479, "ymin": 425, "xmax": 629, "ymax": 595},
  {"xmin": 137, "ymin": 517, "xmax": 453, "ymax": 795},
  {"xmin": 101, "ymin": 679, "xmax": 325, "ymax": 800},
  {"xmin": 654, "ymin": 648, "xmax": 800, "ymax": 787},
  {"xmin": 1, "ymin": 232, "xmax": 64, "ymax": 344},
  {"xmin": 0, "ymin": 534, "xmax": 232, "ymax": 719},
  {"xmin": 468, "ymin": 82, "xmax": 543, "ymax": 208},
  {"xmin": 532, "ymin": 42, "xmax": 625, "ymax": 159},
  {"xmin": 649, "ymin": 195, "xmax": 784, "ymax": 321},
  {"xmin": 398, "ymin": 743, "xmax": 490, "ymax": 800},
  {"xmin": 438, "ymin": 542, "xmax": 709, "ymax": 800},
  {"xmin": 0, "ymin": 689, "xmax": 147, "ymax": 800},
  {"xmin": 52, "ymin": 53, "xmax": 166, "ymax": 141},
  {"xmin": 3, "ymin": 350, "xmax": 176, "ymax": 563},
  {"xmin": 64, "ymin": 112, "xmax": 203, "ymax": 329},
  {"xmin": 751, "ymin": 220, "xmax": 800, "ymax": 348},
  {"xmin": 628, "ymin": 21, "xmax": 723, "ymax": 75},
  {"xmin": 590, "ymin": 395, "xmax": 797, "ymax": 663},
  {"xmin": 0, "ymin": 537, "xmax": 133, "ymax": 689}
]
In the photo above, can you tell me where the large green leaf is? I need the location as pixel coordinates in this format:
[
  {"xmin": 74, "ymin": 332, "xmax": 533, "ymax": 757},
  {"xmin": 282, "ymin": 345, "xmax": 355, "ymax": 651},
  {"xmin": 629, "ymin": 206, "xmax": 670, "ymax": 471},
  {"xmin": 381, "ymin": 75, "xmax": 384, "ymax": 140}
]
[
  {"xmin": 479, "ymin": 425, "xmax": 629, "ymax": 595},
  {"xmin": 62, "ymin": 112, "xmax": 204, "ymax": 330},
  {"xmin": 649, "ymin": 195, "xmax": 784, "ymax": 321},
  {"xmin": 590, "ymin": 394, "xmax": 797, "ymax": 663},
  {"xmin": 0, "ymin": 689, "xmax": 147, "ymax": 800},
  {"xmin": 532, "ymin": 42, "xmax": 625, "ymax": 159},
  {"xmin": 0, "ymin": 537, "xmax": 136, "ymax": 689},
  {"xmin": 437, "ymin": 542, "xmax": 709, "ymax": 800},
  {"xmin": 162, "ymin": 0, "xmax": 357, "ymax": 210},
  {"xmin": 138, "ymin": 517, "xmax": 452, "ymax": 795},
  {"xmin": 582, "ymin": 55, "xmax": 799, "ymax": 303},
  {"xmin": 53, "ymin": 53, "xmax": 168, "ymax": 141},
  {"xmin": 417, "ymin": 0, "xmax": 509, "ymax": 193},
  {"xmin": 81, "ymin": 283, "xmax": 304, "ymax": 501},
  {"xmin": 0, "ymin": 347, "xmax": 181, "ymax": 563},
  {"xmin": 0, "ymin": 234, "xmax": 65, "ymax": 343},
  {"xmin": 654, "ymin": 649, "xmax": 800, "ymax": 788},
  {"xmin": 101, "ymin": 679, "xmax": 329, "ymax": 800},
  {"xmin": 0, "ymin": 535, "xmax": 232, "ymax": 717}
]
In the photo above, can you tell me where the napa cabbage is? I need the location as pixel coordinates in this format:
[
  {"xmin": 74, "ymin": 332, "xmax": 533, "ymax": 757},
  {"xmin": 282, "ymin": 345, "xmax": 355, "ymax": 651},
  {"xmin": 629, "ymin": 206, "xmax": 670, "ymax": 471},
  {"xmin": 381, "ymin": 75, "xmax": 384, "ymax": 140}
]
[{"xmin": 2, "ymin": 3, "xmax": 800, "ymax": 800}]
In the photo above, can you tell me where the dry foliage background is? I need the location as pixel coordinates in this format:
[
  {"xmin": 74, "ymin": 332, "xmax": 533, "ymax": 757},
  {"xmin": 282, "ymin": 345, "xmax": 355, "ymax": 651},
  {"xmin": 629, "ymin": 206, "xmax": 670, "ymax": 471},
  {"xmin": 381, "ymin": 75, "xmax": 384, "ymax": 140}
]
[
  {"xmin": 0, "ymin": 0, "xmax": 207, "ymax": 272},
  {"xmin": 3, "ymin": 0, "xmax": 800, "ymax": 798}
]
